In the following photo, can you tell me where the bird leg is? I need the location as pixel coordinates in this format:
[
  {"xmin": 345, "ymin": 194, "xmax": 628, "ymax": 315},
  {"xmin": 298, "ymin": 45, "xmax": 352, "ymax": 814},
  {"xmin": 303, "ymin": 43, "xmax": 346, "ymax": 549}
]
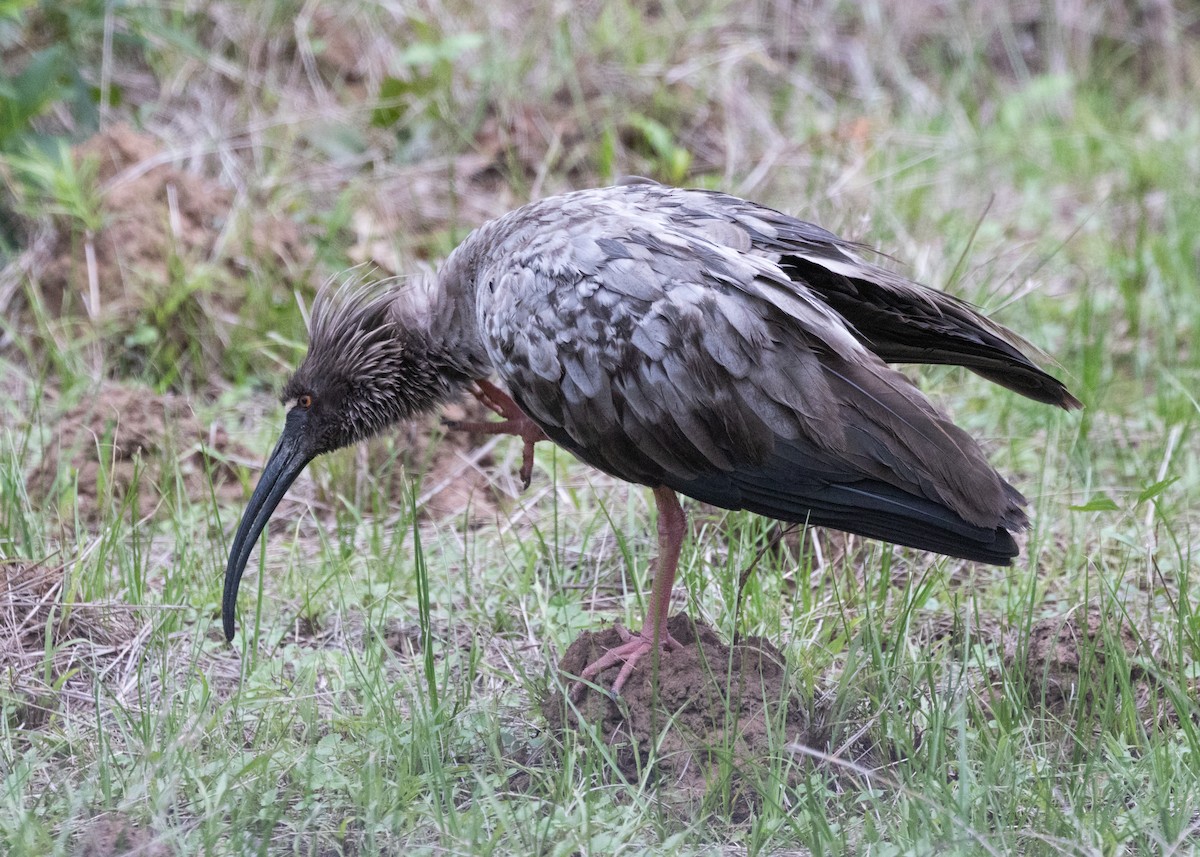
[
  {"xmin": 572, "ymin": 486, "xmax": 686, "ymax": 697},
  {"xmin": 443, "ymin": 379, "xmax": 547, "ymax": 489}
]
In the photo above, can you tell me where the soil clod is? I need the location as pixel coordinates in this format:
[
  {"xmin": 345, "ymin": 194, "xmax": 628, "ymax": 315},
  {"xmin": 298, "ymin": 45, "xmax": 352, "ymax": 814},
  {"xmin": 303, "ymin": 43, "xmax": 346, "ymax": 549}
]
[{"xmin": 544, "ymin": 614, "xmax": 812, "ymax": 814}]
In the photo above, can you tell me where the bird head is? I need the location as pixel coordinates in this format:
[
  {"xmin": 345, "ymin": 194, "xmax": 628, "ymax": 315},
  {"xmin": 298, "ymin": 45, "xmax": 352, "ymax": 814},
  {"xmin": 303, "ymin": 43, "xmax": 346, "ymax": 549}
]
[{"xmin": 222, "ymin": 279, "xmax": 438, "ymax": 642}]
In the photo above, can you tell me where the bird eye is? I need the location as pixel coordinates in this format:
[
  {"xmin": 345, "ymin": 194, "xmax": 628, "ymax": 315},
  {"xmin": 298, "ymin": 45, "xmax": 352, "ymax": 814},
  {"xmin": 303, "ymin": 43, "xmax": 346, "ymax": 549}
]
[{"xmin": 298, "ymin": 394, "xmax": 313, "ymax": 409}]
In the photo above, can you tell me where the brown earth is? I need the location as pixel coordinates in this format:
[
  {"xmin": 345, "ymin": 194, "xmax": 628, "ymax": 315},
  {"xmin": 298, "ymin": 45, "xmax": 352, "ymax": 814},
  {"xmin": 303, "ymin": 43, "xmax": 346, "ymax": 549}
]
[
  {"xmin": 37, "ymin": 124, "xmax": 225, "ymax": 317},
  {"xmin": 544, "ymin": 614, "xmax": 877, "ymax": 817},
  {"xmin": 29, "ymin": 381, "xmax": 251, "ymax": 524},
  {"xmin": 32, "ymin": 123, "xmax": 308, "ymax": 321},
  {"xmin": 75, "ymin": 813, "xmax": 171, "ymax": 857},
  {"xmin": 544, "ymin": 605, "xmax": 1176, "ymax": 810},
  {"xmin": 9, "ymin": 123, "xmax": 311, "ymax": 391},
  {"xmin": 1006, "ymin": 607, "xmax": 1149, "ymax": 717},
  {"xmin": 35, "ymin": 375, "xmax": 509, "ymax": 535},
  {"xmin": 29, "ymin": 381, "xmax": 502, "ymax": 528},
  {"xmin": 281, "ymin": 395, "xmax": 503, "ymax": 526},
  {"xmin": 392, "ymin": 399, "xmax": 502, "ymax": 524}
]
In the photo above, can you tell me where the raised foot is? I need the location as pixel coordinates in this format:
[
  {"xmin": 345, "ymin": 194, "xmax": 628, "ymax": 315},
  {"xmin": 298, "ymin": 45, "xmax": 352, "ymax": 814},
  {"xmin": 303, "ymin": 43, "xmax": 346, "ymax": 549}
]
[
  {"xmin": 443, "ymin": 379, "xmax": 547, "ymax": 489},
  {"xmin": 571, "ymin": 624, "xmax": 684, "ymax": 698}
]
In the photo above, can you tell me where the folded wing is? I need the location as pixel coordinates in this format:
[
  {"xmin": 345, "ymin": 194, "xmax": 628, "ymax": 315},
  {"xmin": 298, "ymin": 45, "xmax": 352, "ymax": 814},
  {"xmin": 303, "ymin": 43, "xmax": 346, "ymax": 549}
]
[
  {"xmin": 479, "ymin": 193, "xmax": 1042, "ymax": 564},
  {"xmin": 635, "ymin": 182, "xmax": 1082, "ymax": 410}
]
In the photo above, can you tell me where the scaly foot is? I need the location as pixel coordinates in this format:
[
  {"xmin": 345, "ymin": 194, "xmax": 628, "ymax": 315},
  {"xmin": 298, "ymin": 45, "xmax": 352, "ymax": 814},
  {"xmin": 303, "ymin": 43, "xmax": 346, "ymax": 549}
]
[
  {"xmin": 571, "ymin": 623, "xmax": 683, "ymax": 698},
  {"xmin": 443, "ymin": 380, "xmax": 547, "ymax": 488}
]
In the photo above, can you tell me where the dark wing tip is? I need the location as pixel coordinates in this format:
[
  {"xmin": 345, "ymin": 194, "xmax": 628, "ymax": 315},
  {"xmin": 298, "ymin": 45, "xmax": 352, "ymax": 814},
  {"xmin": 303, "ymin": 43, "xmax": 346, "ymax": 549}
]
[
  {"xmin": 1060, "ymin": 389, "xmax": 1084, "ymax": 411},
  {"xmin": 1033, "ymin": 377, "xmax": 1084, "ymax": 411},
  {"xmin": 972, "ymin": 365, "xmax": 1083, "ymax": 411},
  {"xmin": 675, "ymin": 460, "xmax": 1027, "ymax": 567},
  {"xmin": 773, "ymin": 253, "xmax": 1084, "ymax": 412}
]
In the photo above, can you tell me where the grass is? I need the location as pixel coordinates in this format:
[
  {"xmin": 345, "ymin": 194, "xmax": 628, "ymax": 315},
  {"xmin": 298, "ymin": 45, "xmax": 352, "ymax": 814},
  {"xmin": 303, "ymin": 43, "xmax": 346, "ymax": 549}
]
[{"xmin": 2, "ymin": 0, "xmax": 1199, "ymax": 854}]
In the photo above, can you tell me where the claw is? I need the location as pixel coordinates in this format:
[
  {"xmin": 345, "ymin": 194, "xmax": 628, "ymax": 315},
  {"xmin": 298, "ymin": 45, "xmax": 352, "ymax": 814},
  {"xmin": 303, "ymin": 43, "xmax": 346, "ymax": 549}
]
[
  {"xmin": 519, "ymin": 436, "xmax": 536, "ymax": 489},
  {"xmin": 446, "ymin": 380, "xmax": 547, "ymax": 490},
  {"xmin": 569, "ymin": 624, "xmax": 683, "ymax": 699}
]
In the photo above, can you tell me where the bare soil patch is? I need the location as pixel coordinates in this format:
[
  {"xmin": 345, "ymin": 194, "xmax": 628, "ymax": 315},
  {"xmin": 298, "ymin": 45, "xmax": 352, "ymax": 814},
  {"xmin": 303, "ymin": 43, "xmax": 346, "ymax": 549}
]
[
  {"xmin": 322, "ymin": 397, "xmax": 505, "ymax": 526},
  {"xmin": 544, "ymin": 614, "xmax": 881, "ymax": 817},
  {"xmin": 30, "ymin": 382, "xmax": 251, "ymax": 524},
  {"xmin": 396, "ymin": 401, "xmax": 502, "ymax": 524},
  {"xmin": 36, "ymin": 124, "xmax": 227, "ymax": 317},
  {"xmin": 75, "ymin": 812, "xmax": 171, "ymax": 857},
  {"xmin": 1007, "ymin": 607, "xmax": 1149, "ymax": 717},
  {"xmin": 6, "ymin": 124, "xmax": 311, "ymax": 387},
  {"xmin": 31, "ymin": 123, "xmax": 307, "ymax": 319}
]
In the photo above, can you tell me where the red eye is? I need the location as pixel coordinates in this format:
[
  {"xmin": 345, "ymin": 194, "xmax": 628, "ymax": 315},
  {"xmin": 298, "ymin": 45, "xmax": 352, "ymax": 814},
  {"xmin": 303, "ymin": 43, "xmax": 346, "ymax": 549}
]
[{"xmin": 298, "ymin": 394, "xmax": 313, "ymax": 409}]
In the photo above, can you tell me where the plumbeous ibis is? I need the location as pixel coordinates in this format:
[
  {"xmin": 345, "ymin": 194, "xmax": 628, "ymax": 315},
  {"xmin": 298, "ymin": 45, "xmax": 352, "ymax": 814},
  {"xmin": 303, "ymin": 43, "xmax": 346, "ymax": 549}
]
[{"xmin": 222, "ymin": 179, "xmax": 1079, "ymax": 693}]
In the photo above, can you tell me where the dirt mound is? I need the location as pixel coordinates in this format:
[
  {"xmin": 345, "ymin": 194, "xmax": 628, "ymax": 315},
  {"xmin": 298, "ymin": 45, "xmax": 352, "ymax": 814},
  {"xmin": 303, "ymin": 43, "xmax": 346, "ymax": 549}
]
[
  {"xmin": 75, "ymin": 813, "xmax": 170, "ymax": 857},
  {"xmin": 36, "ymin": 125, "xmax": 224, "ymax": 317},
  {"xmin": 30, "ymin": 382, "xmax": 251, "ymax": 524},
  {"xmin": 544, "ymin": 614, "xmax": 814, "ymax": 816},
  {"xmin": 31, "ymin": 124, "xmax": 306, "ymax": 318},
  {"xmin": 7, "ymin": 124, "xmax": 310, "ymax": 389},
  {"xmin": 1007, "ymin": 608, "xmax": 1149, "ymax": 717}
]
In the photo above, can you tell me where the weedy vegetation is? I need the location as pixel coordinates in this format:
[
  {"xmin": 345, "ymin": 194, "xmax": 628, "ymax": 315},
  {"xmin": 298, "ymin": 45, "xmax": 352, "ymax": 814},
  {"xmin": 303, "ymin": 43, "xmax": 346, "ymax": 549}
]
[{"xmin": 1, "ymin": 0, "xmax": 1198, "ymax": 854}]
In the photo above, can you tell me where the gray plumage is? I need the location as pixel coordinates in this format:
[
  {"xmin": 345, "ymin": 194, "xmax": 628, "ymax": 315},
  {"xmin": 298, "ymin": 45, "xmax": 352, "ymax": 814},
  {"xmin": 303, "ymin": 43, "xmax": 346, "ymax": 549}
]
[
  {"xmin": 426, "ymin": 181, "xmax": 1076, "ymax": 560},
  {"xmin": 221, "ymin": 179, "xmax": 1079, "ymax": 647}
]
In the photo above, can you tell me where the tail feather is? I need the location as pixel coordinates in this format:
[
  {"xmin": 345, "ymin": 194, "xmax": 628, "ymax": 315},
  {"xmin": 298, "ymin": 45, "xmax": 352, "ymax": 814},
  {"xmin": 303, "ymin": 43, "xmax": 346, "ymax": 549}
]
[
  {"xmin": 672, "ymin": 451, "xmax": 1025, "ymax": 565},
  {"xmin": 779, "ymin": 254, "xmax": 1082, "ymax": 410}
]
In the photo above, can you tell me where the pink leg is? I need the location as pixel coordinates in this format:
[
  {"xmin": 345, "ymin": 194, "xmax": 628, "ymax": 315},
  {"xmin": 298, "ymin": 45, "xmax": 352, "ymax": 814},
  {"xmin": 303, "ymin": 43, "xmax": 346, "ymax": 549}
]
[
  {"xmin": 573, "ymin": 486, "xmax": 687, "ymax": 696},
  {"xmin": 444, "ymin": 380, "xmax": 548, "ymax": 488}
]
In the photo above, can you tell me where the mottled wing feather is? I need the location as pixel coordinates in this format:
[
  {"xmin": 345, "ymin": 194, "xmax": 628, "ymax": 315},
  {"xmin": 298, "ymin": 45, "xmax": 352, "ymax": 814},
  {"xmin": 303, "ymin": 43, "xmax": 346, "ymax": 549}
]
[
  {"xmin": 623, "ymin": 183, "xmax": 1081, "ymax": 410},
  {"xmin": 475, "ymin": 195, "xmax": 1027, "ymax": 560}
]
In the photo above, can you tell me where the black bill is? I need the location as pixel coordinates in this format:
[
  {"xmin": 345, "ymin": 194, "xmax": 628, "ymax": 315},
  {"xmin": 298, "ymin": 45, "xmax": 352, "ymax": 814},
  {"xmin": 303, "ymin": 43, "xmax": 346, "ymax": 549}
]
[{"xmin": 222, "ymin": 415, "xmax": 314, "ymax": 641}]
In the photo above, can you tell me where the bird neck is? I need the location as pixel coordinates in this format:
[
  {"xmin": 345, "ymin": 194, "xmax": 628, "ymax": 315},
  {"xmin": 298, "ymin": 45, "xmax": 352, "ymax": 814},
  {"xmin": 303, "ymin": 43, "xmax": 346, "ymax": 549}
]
[
  {"xmin": 405, "ymin": 244, "xmax": 495, "ymax": 379},
  {"xmin": 386, "ymin": 325, "xmax": 474, "ymax": 420}
]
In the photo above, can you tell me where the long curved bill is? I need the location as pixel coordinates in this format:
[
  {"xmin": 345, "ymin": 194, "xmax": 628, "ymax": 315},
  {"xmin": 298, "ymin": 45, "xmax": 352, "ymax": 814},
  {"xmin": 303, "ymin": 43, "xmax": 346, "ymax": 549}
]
[{"xmin": 222, "ymin": 425, "xmax": 314, "ymax": 641}]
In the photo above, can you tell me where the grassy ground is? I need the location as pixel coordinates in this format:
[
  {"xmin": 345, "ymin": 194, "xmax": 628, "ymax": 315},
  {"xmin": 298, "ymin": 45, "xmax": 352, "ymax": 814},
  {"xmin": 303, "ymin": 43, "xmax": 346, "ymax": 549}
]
[{"xmin": 2, "ymin": 0, "xmax": 1199, "ymax": 854}]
